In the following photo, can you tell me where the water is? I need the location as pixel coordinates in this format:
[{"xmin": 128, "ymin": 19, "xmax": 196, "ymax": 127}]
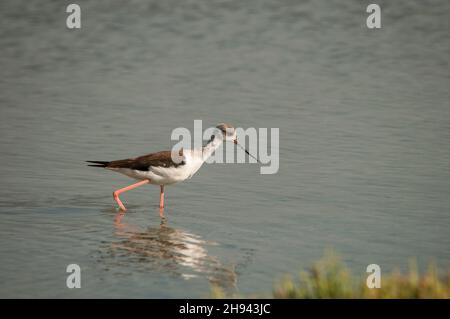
[{"xmin": 0, "ymin": 0, "xmax": 449, "ymax": 298}]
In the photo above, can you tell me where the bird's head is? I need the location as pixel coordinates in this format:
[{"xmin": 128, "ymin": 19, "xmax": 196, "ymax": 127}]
[
  {"xmin": 214, "ymin": 123, "xmax": 260, "ymax": 163},
  {"xmin": 215, "ymin": 123, "xmax": 237, "ymax": 142}
]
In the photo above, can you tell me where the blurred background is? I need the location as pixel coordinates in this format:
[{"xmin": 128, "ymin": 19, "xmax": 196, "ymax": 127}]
[{"xmin": 0, "ymin": 0, "xmax": 449, "ymax": 297}]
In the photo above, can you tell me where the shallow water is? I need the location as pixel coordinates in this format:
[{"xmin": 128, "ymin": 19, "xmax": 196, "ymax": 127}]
[{"xmin": 0, "ymin": 0, "xmax": 449, "ymax": 297}]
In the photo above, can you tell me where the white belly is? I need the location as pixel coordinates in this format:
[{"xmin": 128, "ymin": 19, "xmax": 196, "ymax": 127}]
[{"xmin": 109, "ymin": 155, "xmax": 205, "ymax": 185}]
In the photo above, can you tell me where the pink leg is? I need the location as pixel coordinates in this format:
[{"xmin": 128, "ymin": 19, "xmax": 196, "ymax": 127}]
[
  {"xmin": 159, "ymin": 185, "xmax": 165, "ymax": 218},
  {"xmin": 113, "ymin": 180, "xmax": 150, "ymax": 211}
]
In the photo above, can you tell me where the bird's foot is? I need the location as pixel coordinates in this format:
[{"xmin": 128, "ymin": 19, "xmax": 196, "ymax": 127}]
[{"xmin": 113, "ymin": 191, "xmax": 127, "ymax": 211}]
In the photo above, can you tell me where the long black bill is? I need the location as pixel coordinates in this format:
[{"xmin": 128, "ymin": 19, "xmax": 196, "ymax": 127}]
[{"xmin": 234, "ymin": 139, "xmax": 260, "ymax": 163}]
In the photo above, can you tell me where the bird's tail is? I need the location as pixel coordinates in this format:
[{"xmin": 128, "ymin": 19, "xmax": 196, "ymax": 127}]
[{"xmin": 86, "ymin": 160, "xmax": 110, "ymax": 168}]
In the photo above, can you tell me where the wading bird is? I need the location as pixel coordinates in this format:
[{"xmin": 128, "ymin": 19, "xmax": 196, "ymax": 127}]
[{"xmin": 87, "ymin": 123, "xmax": 258, "ymax": 217}]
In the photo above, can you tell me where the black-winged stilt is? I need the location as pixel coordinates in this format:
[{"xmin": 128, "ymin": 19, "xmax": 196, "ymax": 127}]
[{"xmin": 87, "ymin": 123, "xmax": 258, "ymax": 218}]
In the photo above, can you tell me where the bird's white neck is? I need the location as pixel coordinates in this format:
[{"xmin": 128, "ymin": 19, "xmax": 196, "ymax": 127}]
[{"xmin": 200, "ymin": 136, "xmax": 223, "ymax": 161}]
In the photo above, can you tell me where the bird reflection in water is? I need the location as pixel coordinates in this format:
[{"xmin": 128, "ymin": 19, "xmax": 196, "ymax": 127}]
[{"xmin": 101, "ymin": 211, "xmax": 237, "ymax": 290}]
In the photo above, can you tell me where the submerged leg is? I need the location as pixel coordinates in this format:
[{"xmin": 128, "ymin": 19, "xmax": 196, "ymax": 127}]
[
  {"xmin": 113, "ymin": 180, "xmax": 150, "ymax": 211},
  {"xmin": 159, "ymin": 185, "xmax": 165, "ymax": 218}
]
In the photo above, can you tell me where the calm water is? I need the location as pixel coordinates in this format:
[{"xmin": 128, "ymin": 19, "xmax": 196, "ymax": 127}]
[{"xmin": 0, "ymin": 0, "xmax": 449, "ymax": 298}]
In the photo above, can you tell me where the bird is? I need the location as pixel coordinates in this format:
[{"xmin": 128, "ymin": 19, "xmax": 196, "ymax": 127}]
[{"xmin": 87, "ymin": 123, "xmax": 259, "ymax": 218}]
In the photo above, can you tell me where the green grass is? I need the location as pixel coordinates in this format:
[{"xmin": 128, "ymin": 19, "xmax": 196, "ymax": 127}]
[{"xmin": 211, "ymin": 251, "xmax": 450, "ymax": 299}]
